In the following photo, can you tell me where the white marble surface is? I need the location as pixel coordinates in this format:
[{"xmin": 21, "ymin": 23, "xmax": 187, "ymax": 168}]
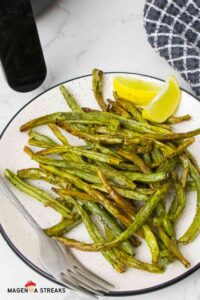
[{"xmin": 0, "ymin": 0, "xmax": 199, "ymax": 299}]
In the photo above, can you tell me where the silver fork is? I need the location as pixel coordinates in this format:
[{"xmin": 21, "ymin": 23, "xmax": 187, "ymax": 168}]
[{"xmin": 0, "ymin": 177, "xmax": 114, "ymax": 299}]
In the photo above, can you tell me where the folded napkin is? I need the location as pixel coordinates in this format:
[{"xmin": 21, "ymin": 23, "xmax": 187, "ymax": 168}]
[{"xmin": 144, "ymin": 0, "xmax": 200, "ymax": 96}]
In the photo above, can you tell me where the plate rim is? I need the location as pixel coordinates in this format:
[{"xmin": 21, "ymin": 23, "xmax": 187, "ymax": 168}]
[{"xmin": 1, "ymin": 71, "xmax": 200, "ymax": 297}]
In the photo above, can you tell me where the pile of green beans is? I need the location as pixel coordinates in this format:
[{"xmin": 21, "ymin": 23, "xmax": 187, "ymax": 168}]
[{"xmin": 5, "ymin": 69, "xmax": 200, "ymax": 274}]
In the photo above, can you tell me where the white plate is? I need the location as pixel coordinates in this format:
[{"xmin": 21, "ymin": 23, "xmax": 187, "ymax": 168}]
[{"xmin": 0, "ymin": 73, "xmax": 200, "ymax": 297}]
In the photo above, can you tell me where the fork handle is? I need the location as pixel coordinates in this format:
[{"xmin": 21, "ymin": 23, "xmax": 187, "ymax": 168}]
[{"xmin": 0, "ymin": 177, "xmax": 41, "ymax": 231}]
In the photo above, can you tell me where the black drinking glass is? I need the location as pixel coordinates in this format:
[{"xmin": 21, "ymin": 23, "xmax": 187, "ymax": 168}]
[{"xmin": 0, "ymin": 0, "xmax": 46, "ymax": 92}]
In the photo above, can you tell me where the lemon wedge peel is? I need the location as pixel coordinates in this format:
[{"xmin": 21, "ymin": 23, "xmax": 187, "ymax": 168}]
[
  {"xmin": 142, "ymin": 76, "xmax": 181, "ymax": 123},
  {"xmin": 113, "ymin": 77, "xmax": 162, "ymax": 106}
]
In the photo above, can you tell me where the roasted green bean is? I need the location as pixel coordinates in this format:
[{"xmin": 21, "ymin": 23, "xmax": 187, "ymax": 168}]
[{"xmin": 92, "ymin": 69, "xmax": 108, "ymax": 111}]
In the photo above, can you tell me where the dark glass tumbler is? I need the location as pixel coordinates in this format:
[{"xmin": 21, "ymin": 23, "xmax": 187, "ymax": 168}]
[{"xmin": 0, "ymin": 0, "xmax": 46, "ymax": 92}]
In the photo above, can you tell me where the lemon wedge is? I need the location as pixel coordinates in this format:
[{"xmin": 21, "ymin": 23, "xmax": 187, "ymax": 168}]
[
  {"xmin": 113, "ymin": 77, "xmax": 162, "ymax": 105},
  {"xmin": 142, "ymin": 76, "xmax": 181, "ymax": 123}
]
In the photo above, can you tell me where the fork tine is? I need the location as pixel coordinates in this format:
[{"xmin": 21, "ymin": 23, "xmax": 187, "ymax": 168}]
[
  {"xmin": 73, "ymin": 266, "xmax": 111, "ymax": 292},
  {"xmin": 64, "ymin": 271, "xmax": 104, "ymax": 296},
  {"xmin": 60, "ymin": 273, "xmax": 98, "ymax": 299},
  {"xmin": 74, "ymin": 265, "xmax": 114, "ymax": 288},
  {"xmin": 61, "ymin": 244, "xmax": 114, "ymax": 289}
]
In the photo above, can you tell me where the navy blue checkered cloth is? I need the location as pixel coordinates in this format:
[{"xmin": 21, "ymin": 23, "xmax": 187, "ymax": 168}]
[{"xmin": 144, "ymin": 0, "xmax": 200, "ymax": 96}]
